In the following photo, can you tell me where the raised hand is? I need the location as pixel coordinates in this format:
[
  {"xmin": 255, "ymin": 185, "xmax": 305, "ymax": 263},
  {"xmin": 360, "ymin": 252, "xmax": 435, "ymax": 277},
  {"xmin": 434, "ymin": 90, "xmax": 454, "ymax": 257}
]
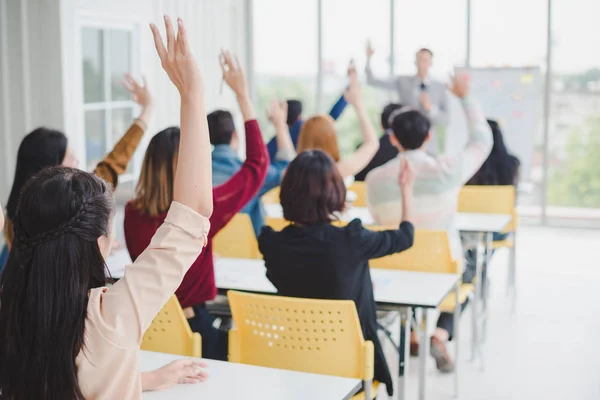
[
  {"xmin": 398, "ymin": 157, "xmax": 415, "ymax": 190},
  {"xmin": 267, "ymin": 100, "xmax": 288, "ymax": 128},
  {"xmin": 366, "ymin": 40, "xmax": 375, "ymax": 60},
  {"xmin": 344, "ymin": 60, "xmax": 362, "ymax": 107},
  {"xmin": 449, "ymin": 74, "xmax": 469, "ymax": 99},
  {"xmin": 150, "ymin": 16, "xmax": 203, "ymax": 100},
  {"xmin": 220, "ymin": 50, "xmax": 248, "ymax": 97},
  {"xmin": 144, "ymin": 359, "xmax": 209, "ymax": 391},
  {"xmin": 123, "ymin": 74, "xmax": 153, "ymax": 108}
]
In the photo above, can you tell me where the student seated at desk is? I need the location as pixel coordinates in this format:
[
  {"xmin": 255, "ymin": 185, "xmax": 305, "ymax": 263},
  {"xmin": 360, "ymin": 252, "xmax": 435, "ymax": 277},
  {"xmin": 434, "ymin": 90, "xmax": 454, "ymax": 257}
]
[
  {"xmin": 462, "ymin": 119, "xmax": 520, "ymax": 268},
  {"xmin": 354, "ymin": 103, "xmax": 402, "ymax": 181},
  {"xmin": 1, "ymin": 73, "xmax": 152, "ymax": 272},
  {"xmin": 125, "ymin": 50, "xmax": 268, "ymax": 362},
  {"xmin": 211, "ymin": 69, "xmax": 295, "ymax": 236},
  {"xmin": 265, "ymin": 94, "xmax": 347, "ymax": 161},
  {"xmin": 258, "ymin": 150, "xmax": 415, "ymax": 397},
  {"xmin": 365, "ymin": 75, "xmax": 492, "ymax": 372},
  {"xmin": 0, "ymin": 18, "xmax": 209, "ymax": 399},
  {"xmin": 297, "ymin": 62, "xmax": 380, "ymax": 180}
]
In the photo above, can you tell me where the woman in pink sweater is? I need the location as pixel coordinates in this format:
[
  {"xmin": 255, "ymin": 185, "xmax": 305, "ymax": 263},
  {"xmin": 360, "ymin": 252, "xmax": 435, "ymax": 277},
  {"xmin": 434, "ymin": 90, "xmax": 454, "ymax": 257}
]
[{"xmin": 0, "ymin": 17, "xmax": 210, "ymax": 399}]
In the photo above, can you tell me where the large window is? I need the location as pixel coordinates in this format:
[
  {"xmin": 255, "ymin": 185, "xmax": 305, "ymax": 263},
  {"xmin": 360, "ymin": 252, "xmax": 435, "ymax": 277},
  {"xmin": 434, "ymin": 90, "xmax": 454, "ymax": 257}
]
[
  {"xmin": 395, "ymin": 0, "xmax": 467, "ymax": 76},
  {"xmin": 253, "ymin": 0, "xmax": 318, "ymax": 140},
  {"xmin": 81, "ymin": 26, "xmax": 136, "ymax": 174},
  {"xmin": 546, "ymin": 0, "xmax": 600, "ymax": 222},
  {"xmin": 471, "ymin": 0, "xmax": 548, "ymax": 221},
  {"xmin": 322, "ymin": 0, "xmax": 390, "ymax": 156}
]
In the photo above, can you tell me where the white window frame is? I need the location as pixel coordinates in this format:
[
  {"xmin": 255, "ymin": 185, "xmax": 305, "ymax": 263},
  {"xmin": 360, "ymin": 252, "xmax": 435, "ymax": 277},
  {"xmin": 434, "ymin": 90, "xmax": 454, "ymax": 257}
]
[{"xmin": 76, "ymin": 17, "xmax": 140, "ymax": 182}]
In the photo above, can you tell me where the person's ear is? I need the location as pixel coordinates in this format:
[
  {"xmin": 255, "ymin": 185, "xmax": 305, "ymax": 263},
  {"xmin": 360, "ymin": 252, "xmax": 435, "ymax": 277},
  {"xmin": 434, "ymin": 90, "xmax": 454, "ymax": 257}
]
[
  {"xmin": 97, "ymin": 234, "xmax": 112, "ymax": 260},
  {"xmin": 388, "ymin": 132, "xmax": 404, "ymax": 151},
  {"xmin": 424, "ymin": 132, "xmax": 431, "ymax": 143}
]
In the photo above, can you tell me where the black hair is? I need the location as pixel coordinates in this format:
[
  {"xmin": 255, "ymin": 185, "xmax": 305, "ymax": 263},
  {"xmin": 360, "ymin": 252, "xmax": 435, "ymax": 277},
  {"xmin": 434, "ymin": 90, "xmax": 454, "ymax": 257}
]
[
  {"xmin": 417, "ymin": 48, "xmax": 433, "ymax": 57},
  {"xmin": 6, "ymin": 128, "xmax": 68, "ymax": 220},
  {"xmin": 207, "ymin": 110, "xmax": 236, "ymax": 145},
  {"xmin": 286, "ymin": 100, "xmax": 303, "ymax": 127},
  {"xmin": 468, "ymin": 120, "xmax": 520, "ymax": 186},
  {"xmin": 381, "ymin": 103, "xmax": 403, "ymax": 130},
  {"xmin": 280, "ymin": 150, "xmax": 346, "ymax": 225},
  {"xmin": 390, "ymin": 110, "xmax": 431, "ymax": 150},
  {"xmin": 0, "ymin": 167, "xmax": 114, "ymax": 400}
]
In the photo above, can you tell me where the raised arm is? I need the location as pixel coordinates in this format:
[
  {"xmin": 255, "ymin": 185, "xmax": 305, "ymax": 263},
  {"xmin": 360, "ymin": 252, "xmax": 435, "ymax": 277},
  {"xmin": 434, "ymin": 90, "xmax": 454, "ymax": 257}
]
[
  {"xmin": 337, "ymin": 62, "xmax": 380, "ymax": 178},
  {"xmin": 94, "ymin": 74, "xmax": 153, "ymax": 189},
  {"xmin": 365, "ymin": 40, "xmax": 396, "ymax": 90},
  {"xmin": 94, "ymin": 17, "xmax": 212, "ymax": 349},
  {"xmin": 210, "ymin": 51, "xmax": 269, "ymax": 235},
  {"xmin": 442, "ymin": 75, "xmax": 492, "ymax": 185}
]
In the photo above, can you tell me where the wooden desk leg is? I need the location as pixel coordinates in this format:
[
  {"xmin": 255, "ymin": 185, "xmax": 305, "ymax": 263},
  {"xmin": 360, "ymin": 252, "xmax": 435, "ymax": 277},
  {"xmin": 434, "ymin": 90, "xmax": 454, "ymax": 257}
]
[
  {"xmin": 471, "ymin": 233, "xmax": 483, "ymax": 364},
  {"xmin": 453, "ymin": 283, "xmax": 460, "ymax": 398},
  {"xmin": 397, "ymin": 307, "xmax": 411, "ymax": 400},
  {"xmin": 419, "ymin": 308, "xmax": 429, "ymax": 400}
]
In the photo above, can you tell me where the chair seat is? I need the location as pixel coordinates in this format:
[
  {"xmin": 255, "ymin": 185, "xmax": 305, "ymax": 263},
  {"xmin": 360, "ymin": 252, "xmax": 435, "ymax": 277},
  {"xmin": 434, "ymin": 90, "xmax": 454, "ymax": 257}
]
[
  {"xmin": 492, "ymin": 237, "xmax": 514, "ymax": 249},
  {"xmin": 438, "ymin": 283, "xmax": 475, "ymax": 313},
  {"xmin": 351, "ymin": 381, "xmax": 380, "ymax": 400}
]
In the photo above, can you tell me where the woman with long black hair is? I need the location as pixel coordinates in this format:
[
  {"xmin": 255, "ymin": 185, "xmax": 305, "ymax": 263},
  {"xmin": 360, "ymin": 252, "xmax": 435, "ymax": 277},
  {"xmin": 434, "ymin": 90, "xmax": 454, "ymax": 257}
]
[{"xmin": 0, "ymin": 17, "xmax": 211, "ymax": 399}]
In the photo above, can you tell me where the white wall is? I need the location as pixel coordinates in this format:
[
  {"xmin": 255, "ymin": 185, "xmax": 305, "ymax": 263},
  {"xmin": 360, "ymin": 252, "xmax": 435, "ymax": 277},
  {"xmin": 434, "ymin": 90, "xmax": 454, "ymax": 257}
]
[{"xmin": 0, "ymin": 0, "xmax": 249, "ymax": 203}]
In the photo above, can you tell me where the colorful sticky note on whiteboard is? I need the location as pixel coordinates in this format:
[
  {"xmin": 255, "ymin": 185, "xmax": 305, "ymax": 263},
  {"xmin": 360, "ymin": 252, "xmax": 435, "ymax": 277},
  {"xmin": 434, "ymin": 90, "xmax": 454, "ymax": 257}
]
[
  {"xmin": 512, "ymin": 94, "xmax": 523, "ymax": 101},
  {"xmin": 512, "ymin": 110, "xmax": 523, "ymax": 119},
  {"xmin": 492, "ymin": 79, "xmax": 502, "ymax": 88},
  {"xmin": 520, "ymin": 74, "xmax": 533, "ymax": 84}
]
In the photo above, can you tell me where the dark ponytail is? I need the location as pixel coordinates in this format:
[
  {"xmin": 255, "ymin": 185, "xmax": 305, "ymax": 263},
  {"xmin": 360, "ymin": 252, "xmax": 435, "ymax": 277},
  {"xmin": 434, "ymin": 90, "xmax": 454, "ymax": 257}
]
[{"xmin": 0, "ymin": 167, "xmax": 114, "ymax": 400}]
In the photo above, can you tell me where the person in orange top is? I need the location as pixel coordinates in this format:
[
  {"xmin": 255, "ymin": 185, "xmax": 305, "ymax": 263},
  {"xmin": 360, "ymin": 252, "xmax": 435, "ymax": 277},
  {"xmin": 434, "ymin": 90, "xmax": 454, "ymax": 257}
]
[
  {"xmin": 2, "ymin": 73, "xmax": 151, "ymax": 255},
  {"xmin": 0, "ymin": 17, "xmax": 211, "ymax": 399}
]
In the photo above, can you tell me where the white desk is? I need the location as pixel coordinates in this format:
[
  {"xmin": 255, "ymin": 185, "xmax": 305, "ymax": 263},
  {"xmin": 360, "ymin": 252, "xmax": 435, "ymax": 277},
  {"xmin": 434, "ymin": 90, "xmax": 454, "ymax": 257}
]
[
  {"xmin": 215, "ymin": 257, "xmax": 459, "ymax": 400},
  {"xmin": 264, "ymin": 204, "xmax": 375, "ymax": 226},
  {"xmin": 141, "ymin": 350, "xmax": 361, "ymax": 400},
  {"xmin": 455, "ymin": 213, "xmax": 511, "ymax": 233},
  {"xmin": 106, "ymin": 248, "xmax": 130, "ymax": 279}
]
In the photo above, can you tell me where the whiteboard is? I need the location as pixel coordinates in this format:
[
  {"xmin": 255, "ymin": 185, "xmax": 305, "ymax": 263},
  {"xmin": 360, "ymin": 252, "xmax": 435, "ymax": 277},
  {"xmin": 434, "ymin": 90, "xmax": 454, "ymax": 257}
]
[{"xmin": 444, "ymin": 67, "xmax": 542, "ymax": 178}]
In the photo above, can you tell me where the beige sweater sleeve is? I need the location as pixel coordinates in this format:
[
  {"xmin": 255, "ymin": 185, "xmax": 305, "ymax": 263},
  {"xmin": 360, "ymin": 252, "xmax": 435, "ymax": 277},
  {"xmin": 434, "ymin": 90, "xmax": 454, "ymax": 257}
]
[{"xmin": 87, "ymin": 201, "xmax": 210, "ymax": 349}]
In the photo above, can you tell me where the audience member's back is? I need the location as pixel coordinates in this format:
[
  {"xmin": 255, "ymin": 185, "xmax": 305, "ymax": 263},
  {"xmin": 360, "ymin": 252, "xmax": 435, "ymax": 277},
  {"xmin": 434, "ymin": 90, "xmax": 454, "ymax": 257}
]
[{"xmin": 467, "ymin": 119, "xmax": 520, "ymax": 186}]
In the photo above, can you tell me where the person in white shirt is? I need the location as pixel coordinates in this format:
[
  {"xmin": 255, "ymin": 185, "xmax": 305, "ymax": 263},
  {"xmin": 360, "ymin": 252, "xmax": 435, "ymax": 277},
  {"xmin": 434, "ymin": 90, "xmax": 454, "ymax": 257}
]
[
  {"xmin": 365, "ymin": 75, "xmax": 492, "ymax": 372},
  {"xmin": 365, "ymin": 43, "xmax": 449, "ymax": 155}
]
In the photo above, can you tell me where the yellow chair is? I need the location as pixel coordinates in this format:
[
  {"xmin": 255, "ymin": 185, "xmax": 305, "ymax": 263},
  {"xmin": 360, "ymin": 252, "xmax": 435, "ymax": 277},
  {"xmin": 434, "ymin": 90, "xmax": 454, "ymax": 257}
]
[
  {"xmin": 368, "ymin": 229, "xmax": 473, "ymax": 312},
  {"xmin": 458, "ymin": 185, "xmax": 517, "ymax": 297},
  {"xmin": 266, "ymin": 217, "xmax": 290, "ymax": 231},
  {"xmin": 141, "ymin": 295, "xmax": 201, "ymax": 357},
  {"xmin": 213, "ymin": 214, "xmax": 260, "ymax": 259},
  {"xmin": 262, "ymin": 187, "xmax": 280, "ymax": 205},
  {"xmin": 348, "ymin": 181, "xmax": 367, "ymax": 207},
  {"xmin": 228, "ymin": 291, "xmax": 377, "ymax": 399}
]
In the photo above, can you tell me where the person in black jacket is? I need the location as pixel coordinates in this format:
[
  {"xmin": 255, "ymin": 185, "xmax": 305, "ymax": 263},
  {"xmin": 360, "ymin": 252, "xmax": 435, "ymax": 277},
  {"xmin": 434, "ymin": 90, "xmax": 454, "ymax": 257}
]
[
  {"xmin": 354, "ymin": 103, "xmax": 402, "ymax": 181},
  {"xmin": 258, "ymin": 149, "xmax": 415, "ymax": 396}
]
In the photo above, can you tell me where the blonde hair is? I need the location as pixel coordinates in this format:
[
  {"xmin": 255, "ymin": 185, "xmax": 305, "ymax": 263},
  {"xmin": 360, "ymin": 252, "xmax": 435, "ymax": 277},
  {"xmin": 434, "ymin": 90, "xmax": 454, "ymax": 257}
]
[
  {"xmin": 133, "ymin": 128, "xmax": 180, "ymax": 217},
  {"xmin": 297, "ymin": 114, "xmax": 340, "ymax": 162}
]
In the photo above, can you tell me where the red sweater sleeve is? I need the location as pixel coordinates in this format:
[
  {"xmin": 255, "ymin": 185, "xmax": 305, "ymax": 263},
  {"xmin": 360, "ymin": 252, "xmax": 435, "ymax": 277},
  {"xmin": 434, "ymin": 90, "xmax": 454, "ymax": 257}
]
[{"xmin": 209, "ymin": 120, "xmax": 269, "ymax": 237}]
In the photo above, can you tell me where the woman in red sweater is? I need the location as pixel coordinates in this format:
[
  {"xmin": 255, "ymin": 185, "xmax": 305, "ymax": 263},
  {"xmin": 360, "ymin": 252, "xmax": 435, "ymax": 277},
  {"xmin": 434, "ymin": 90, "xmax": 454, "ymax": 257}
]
[{"xmin": 124, "ymin": 51, "xmax": 268, "ymax": 360}]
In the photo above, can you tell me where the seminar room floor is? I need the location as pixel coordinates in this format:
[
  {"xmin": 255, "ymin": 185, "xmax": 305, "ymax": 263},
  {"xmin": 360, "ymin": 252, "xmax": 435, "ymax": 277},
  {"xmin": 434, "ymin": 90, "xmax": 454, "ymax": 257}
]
[{"xmin": 380, "ymin": 226, "xmax": 600, "ymax": 400}]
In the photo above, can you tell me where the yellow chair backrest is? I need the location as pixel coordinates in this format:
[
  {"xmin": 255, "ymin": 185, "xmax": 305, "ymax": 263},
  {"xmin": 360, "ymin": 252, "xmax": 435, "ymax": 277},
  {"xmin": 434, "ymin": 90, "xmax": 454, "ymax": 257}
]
[
  {"xmin": 213, "ymin": 214, "xmax": 260, "ymax": 259},
  {"xmin": 141, "ymin": 295, "xmax": 201, "ymax": 357},
  {"xmin": 348, "ymin": 182, "xmax": 367, "ymax": 207},
  {"xmin": 368, "ymin": 229, "xmax": 458, "ymax": 274},
  {"xmin": 458, "ymin": 185, "xmax": 517, "ymax": 232},
  {"xmin": 262, "ymin": 187, "xmax": 280, "ymax": 204},
  {"xmin": 266, "ymin": 217, "xmax": 290, "ymax": 231},
  {"xmin": 228, "ymin": 290, "xmax": 374, "ymax": 382}
]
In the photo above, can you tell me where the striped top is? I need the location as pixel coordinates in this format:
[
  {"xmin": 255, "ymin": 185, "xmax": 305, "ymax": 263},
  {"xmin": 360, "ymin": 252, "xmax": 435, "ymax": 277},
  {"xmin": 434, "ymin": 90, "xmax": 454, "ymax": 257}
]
[{"xmin": 365, "ymin": 96, "xmax": 492, "ymax": 259}]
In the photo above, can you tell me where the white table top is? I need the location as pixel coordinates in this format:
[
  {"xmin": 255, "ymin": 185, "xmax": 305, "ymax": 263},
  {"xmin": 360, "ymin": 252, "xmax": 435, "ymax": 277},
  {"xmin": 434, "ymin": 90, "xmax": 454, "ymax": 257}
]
[
  {"xmin": 454, "ymin": 212, "xmax": 512, "ymax": 233},
  {"xmin": 106, "ymin": 248, "xmax": 131, "ymax": 279},
  {"xmin": 215, "ymin": 258, "xmax": 458, "ymax": 309},
  {"xmin": 140, "ymin": 350, "xmax": 361, "ymax": 400}
]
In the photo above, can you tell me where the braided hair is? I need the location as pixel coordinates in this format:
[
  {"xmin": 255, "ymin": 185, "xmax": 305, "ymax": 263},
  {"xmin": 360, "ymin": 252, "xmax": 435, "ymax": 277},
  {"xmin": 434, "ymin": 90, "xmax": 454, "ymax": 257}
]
[{"xmin": 0, "ymin": 166, "xmax": 114, "ymax": 400}]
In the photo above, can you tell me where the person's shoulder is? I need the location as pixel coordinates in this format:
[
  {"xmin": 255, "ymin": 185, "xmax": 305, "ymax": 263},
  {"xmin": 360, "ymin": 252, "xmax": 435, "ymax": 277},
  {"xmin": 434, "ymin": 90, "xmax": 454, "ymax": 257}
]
[
  {"xmin": 366, "ymin": 157, "xmax": 398, "ymax": 182},
  {"xmin": 341, "ymin": 218, "xmax": 366, "ymax": 238}
]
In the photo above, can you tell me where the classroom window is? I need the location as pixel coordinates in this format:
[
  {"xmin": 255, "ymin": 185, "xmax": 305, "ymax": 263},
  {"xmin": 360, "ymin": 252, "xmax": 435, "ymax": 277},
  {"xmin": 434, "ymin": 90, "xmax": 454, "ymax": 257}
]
[
  {"xmin": 253, "ymin": 0, "xmax": 318, "ymax": 141},
  {"xmin": 546, "ymin": 0, "xmax": 600, "ymax": 221},
  {"xmin": 81, "ymin": 26, "xmax": 135, "ymax": 174},
  {"xmin": 322, "ymin": 0, "xmax": 390, "ymax": 157}
]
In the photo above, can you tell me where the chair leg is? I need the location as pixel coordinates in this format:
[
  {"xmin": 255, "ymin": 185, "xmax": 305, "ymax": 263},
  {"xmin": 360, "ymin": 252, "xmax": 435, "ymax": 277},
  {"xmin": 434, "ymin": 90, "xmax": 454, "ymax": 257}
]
[
  {"xmin": 364, "ymin": 379, "xmax": 372, "ymax": 399},
  {"xmin": 469, "ymin": 292, "xmax": 476, "ymax": 362},
  {"xmin": 509, "ymin": 234, "xmax": 517, "ymax": 314}
]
